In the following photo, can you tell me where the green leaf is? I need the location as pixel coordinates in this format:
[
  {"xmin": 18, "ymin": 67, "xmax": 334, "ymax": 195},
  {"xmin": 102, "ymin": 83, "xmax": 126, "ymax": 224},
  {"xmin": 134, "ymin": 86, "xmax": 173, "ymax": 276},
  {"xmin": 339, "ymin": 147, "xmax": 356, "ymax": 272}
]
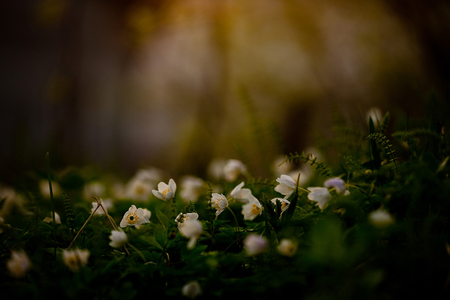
[{"xmin": 139, "ymin": 236, "xmax": 164, "ymax": 250}]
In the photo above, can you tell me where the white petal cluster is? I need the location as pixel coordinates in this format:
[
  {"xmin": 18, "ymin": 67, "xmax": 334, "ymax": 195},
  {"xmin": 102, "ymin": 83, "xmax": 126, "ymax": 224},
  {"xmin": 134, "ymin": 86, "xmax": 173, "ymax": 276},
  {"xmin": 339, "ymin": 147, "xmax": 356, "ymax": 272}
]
[
  {"xmin": 124, "ymin": 167, "xmax": 164, "ymax": 201},
  {"xmin": 175, "ymin": 212, "xmax": 199, "ymax": 229},
  {"xmin": 7, "ymin": 250, "xmax": 32, "ymax": 278},
  {"xmin": 223, "ymin": 159, "xmax": 247, "ymax": 182},
  {"xmin": 179, "ymin": 219, "xmax": 203, "ymax": 249},
  {"xmin": 241, "ymin": 195, "xmax": 262, "ymax": 221},
  {"xmin": 91, "ymin": 198, "xmax": 113, "ymax": 216},
  {"xmin": 369, "ymin": 209, "xmax": 394, "ymax": 228},
  {"xmin": 230, "ymin": 182, "xmax": 253, "ymax": 203},
  {"xmin": 109, "ymin": 230, "xmax": 128, "ymax": 248},
  {"xmin": 210, "ymin": 193, "xmax": 229, "ymax": 216},
  {"xmin": 182, "ymin": 280, "xmax": 202, "ymax": 299},
  {"xmin": 152, "ymin": 179, "xmax": 177, "ymax": 201},
  {"xmin": 180, "ymin": 176, "xmax": 204, "ymax": 203},
  {"xmin": 307, "ymin": 187, "xmax": 331, "ymax": 210},
  {"xmin": 324, "ymin": 177, "xmax": 350, "ymax": 195},
  {"xmin": 274, "ymin": 174, "xmax": 297, "ymax": 198},
  {"xmin": 277, "ymin": 239, "xmax": 298, "ymax": 257},
  {"xmin": 119, "ymin": 205, "xmax": 151, "ymax": 228},
  {"xmin": 62, "ymin": 248, "xmax": 90, "ymax": 272},
  {"xmin": 271, "ymin": 198, "xmax": 290, "ymax": 217},
  {"xmin": 244, "ymin": 234, "xmax": 268, "ymax": 256}
]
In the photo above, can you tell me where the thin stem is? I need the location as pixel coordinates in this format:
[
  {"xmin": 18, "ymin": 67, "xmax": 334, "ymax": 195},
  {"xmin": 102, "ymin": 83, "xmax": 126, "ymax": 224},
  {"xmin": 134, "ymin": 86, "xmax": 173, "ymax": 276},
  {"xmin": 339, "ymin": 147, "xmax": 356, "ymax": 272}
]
[
  {"xmin": 67, "ymin": 204, "xmax": 101, "ymax": 250},
  {"xmin": 46, "ymin": 152, "xmax": 57, "ymax": 258},
  {"xmin": 226, "ymin": 206, "xmax": 240, "ymax": 239},
  {"xmin": 91, "ymin": 197, "xmax": 130, "ymax": 256}
]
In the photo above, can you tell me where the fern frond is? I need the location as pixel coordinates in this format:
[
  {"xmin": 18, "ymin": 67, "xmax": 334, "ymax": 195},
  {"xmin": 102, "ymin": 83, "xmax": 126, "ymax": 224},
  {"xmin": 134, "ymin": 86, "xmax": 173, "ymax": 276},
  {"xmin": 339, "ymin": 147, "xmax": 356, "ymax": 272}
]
[
  {"xmin": 282, "ymin": 151, "xmax": 333, "ymax": 178},
  {"xmin": 63, "ymin": 193, "xmax": 75, "ymax": 232},
  {"xmin": 366, "ymin": 133, "xmax": 399, "ymax": 175}
]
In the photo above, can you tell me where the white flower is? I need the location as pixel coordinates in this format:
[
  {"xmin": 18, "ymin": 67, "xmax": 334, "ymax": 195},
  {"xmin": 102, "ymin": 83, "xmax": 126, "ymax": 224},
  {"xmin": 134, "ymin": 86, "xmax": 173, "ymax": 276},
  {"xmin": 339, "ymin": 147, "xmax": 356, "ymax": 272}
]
[
  {"xmin": 274, "ymin": 174, "xmax": 297, "ymax": 198},
  {"xmin": 207, "ymin": 158, "xmax": 226, "ymax": 180},
  {"xmin": 324, "ymin": 177, "xmax": 349, "ymax": 195},
  {"xmin": 271, "ymin": 198, "xmax": 290, "ymax": 216},
  {"xmin": 39, "ymin": 179, "xmax": 61, "ymax": 198},
  {"xmin": 241, "ymin": 195, "xmax": 263, "ymax": 221},
  {"xmin": 243, "ymin": 234, "xmax": 268, "ymax": 256},
  {"xmin": 109, "ymin": 230, "xmax": 128, "ymax": 248},
  {"xmin": 43, "ymin": 212, "xmax": 61, "ymax": 224},
  {"xmin": 230, "ymin": 182, "xmax": 253, "ymax": 203},
  {"xmin": 175, "ymin": 212, "xmax": 199, "ymax": 229},
  {"xmin": 125, "ymin": 177, "xmax": 153, "ymax": 201},
  {"xmin": 210, "ymin": 193, "xmax": 228, "ymax": 216},
  {"xmin": 180, "ymin": 176, "xmax": 204, "ymax": 203},
  {"xmin": 119, "ymin": 205, "xmax": 151, "ymax": 228},
  {"xmin": 134, "ymin": 167, "xmax": 164, "ymax": 184},
  {"xmin": 83, "ymin": 181, "xmax": 105, "ymax": 199},
  {"xmin": 277, "ymin": 239, "xmax": 298, "ymax": 257},
  {"xmin": 369, "ymin": 209, "xmax": 394, "ymax": 228},
  {"xmin": 179, "ymin": 219, "xmax": 203, "ymax": 249},
  {"xmin": 182, "ymin": 280, "xmax": 202, "ymax": 299},
  {"xmin": 7, "ymin": 250, "xmax": 31, "ymax": 278},
  {"xmin": 152, "ymin": 179, "xmax": 177, "ymax": 201},
  {"xmin": 307, "ymin": 187, "xmax": 331, "ymax": 210},
  {"xmin": 91, "ymin": 198, "xmax": 113, "ymax": 215},
  {"xmin": 136, "ymin": 208, "xmax": 152, "ymax": 229},
  {"xmin": 223, "ymin": 159, "xmax": 247, "ymax": 182},
  {"xmin": 62, "ymin": 248, "xmax": 90, "ymax": 271}
]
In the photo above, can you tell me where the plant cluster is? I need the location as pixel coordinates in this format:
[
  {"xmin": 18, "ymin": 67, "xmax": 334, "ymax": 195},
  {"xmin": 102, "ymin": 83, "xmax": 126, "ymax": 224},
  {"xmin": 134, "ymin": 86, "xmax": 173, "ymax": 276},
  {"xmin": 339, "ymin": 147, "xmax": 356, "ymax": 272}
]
[{"xmin": 1, "ymin": 110, "xmax": 450, "ymax": 300}]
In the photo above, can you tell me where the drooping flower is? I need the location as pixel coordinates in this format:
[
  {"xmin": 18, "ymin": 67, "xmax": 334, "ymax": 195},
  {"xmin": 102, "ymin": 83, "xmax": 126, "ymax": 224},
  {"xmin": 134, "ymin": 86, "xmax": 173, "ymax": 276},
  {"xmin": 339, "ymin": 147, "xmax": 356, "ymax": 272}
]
[
  {"xmin": 368, "ymin": 209, "xmax": 394, "ymax": 228},
  {"xmin": 241, "ymin": 195, "xmax": 263, "ymax": 221},
  {"xmin": 210, "ymin": 193, "xmax": 228, "ymax": 216},
  {"xmin": 7, "ymin": 250, "xmax": 31, "ymax": 278},
  {"xmin": 243, "ymin": 234, "xmax": 268, "ymax": 256},
  {"xmin": 179, "ymin": 219, "xmax": 203, "ymax": 249},
  {"xmin": 91, "ymin": 198, "xmax": 113, "ymax": 216},
  {"xmin": 223, "ymin": 159, "xmax": 247, "ymax": 182},
  {"xmin": 62, "ymin": 248, "xmax": 90, "ymax": 272},
  {"xmin": 277, "ymin": 239, "xmax": 298, "ymax": 257},
  {"xmin": 175, "ymin": 212, "xmax": 199, "ymax": 229},
  {"xmin": 271, "ymin": 198, "xmax": 290, "ymax": 217},
  {"xmin": 182, "ymin": 280, "xmax": 202, "ymax": 299},
  {"xmin": 109, "ymin": 230, "xmax": 128, "ymax": 248},
  {"xmin": 307, "ymin": 187, "xmax": 331, "ymax": 210},
  {"xmin": 274, "ymin": 174, "xmax": 297, "ymax": 198},
  {"xmin": 230, "ymin": 182, "xmax": 252, "ymax": 203},
  {"xmin": 324, "ymin": 177, "xmax": 350, "ymax": 195},
  {"xmin": 180, "ymin": 176, "xmax": 204, "ymax": 203},
  {"xmin": 119, "ymin": 205, "xmax": 151, "ymax": 228},
  {"xmin": 152, "ymin": 179, "xmax": 177, "ymax": 201},
  {"xmin": 43, "ymin": 212, "xmax": 61, "ymax": 224}
]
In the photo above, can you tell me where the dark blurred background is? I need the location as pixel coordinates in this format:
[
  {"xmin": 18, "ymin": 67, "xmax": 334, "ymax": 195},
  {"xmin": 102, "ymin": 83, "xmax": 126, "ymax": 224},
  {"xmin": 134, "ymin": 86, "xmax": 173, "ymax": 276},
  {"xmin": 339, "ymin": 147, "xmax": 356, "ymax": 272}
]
[{"xmin": 1, "ymin": 0, "xmax": 449, "ymax": 185}]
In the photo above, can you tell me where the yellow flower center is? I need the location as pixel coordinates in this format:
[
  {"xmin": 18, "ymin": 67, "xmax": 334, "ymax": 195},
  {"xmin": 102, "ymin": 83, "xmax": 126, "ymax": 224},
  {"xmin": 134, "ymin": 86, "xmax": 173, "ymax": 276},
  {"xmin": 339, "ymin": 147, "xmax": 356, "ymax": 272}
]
[
  {"xmin": 67, "ymin": 256, "xmax": 81, "ymax": 270},
  {"xmin": 126, "ymin": 212, "xmax": 138, "ymax": 224},
  {"xmin": 162, "ymin": 188, "xmax": 170, "ymax": 196},
  {"xmin": 250, "ymin": 204, "xmax": 261, "ymax": 214},
  {"xmin": 281, "ymin": 202, "xmax": 288, "ymax": 211}
]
